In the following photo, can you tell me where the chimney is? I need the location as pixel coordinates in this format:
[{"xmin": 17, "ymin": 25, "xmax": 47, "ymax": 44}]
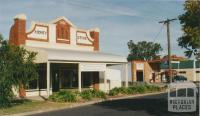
[
  {"xmin": 90, "ymin": 28, "xmax": 100, "ymax": 51},
  {"xmin": 9, "ymin": 14, "xmax": 27, "ymax": 45}
]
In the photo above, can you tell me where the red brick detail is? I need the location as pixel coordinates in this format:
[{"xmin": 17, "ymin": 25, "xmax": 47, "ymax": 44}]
[
  {"xmin": 19, "ymin": 84, "xmax": 26, "ymax": 98},
  {"xmin": 90, "ymin": 31, "xmax": 99, "ymax": 51},
  {"xmin": 55, "ymin": 19, "xmax": 70, "ymax": 44},
  {"xmin": 9, "ymin": 19, "xmax": 27, "ymax": 46}
]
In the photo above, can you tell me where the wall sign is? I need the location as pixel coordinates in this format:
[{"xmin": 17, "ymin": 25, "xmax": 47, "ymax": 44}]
[
  {"xmin": 136, "ymin": 63, "xmax": 144, "ymax": 70},
  {"xmin": 80, "ymin": 63, "xmax": 106, "ymax": 72},
  {"xmin": 27, "ymin": 24, "xmax": 48, "ymax": 41},
  {"xmin": 76, "ymin": 31, "xmax": 93, "ymax": 45}
]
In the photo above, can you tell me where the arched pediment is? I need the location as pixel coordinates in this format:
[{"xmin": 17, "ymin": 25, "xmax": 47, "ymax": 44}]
[{"xmin": 49, "ymin": 16, "xmax": 76, "ymax": 27}]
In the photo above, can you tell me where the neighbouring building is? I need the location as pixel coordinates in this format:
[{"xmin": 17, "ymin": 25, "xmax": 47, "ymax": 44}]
[
  {"xmin": 129, "ymin": 60, "xmax": 153, "ymax": 83},
  {"xmin": 160, "ymin": 59, "xmax": 200, "ymax": 82},
  {"xmin": 129, "ymin": 60, "xmax": 162, "ymax": 83},
  {"xmin": 129, "ymin": 55, "xmax": 200, "ymax": 83},
  {"xmin": 9, "ymin": 14, "xmax": 128, "ymax": 97}
]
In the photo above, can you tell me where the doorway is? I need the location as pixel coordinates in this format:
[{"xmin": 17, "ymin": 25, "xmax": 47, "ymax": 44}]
[
  {"xmin": 51, "ymin": 63, "xmax": 78, "ymax": 92},
  {"xmin": 136, "ymin": 71, "xmax": 144, "ymax": 82},
  {"xmin": 52, "ymin": 70, "xmax": 60, "ymax": 92},
  {"xmin": 82, "ymin": 72, "xmax": 99, "ymax": 90}
]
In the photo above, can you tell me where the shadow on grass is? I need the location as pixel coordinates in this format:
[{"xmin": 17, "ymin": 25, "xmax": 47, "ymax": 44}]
[
  {"xmin": 95, "ymin": 93, "xmax": 198, "ymax": 116},
  {"xmin": 10, "ymin": 99, "xmax": 32, "ymax": 107},
  {"xmin": 0, "ymin": 99, "xmax": 32, "ymax": 109}
]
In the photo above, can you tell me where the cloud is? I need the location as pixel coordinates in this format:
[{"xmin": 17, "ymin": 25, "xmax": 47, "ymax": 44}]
[
  {"xmin": 0, "ymin": 0, "xmax": 186, "ymax": 57},
  {"xmin": 59, "ymin": 0, "xmax": 139, "ymax": 17}
]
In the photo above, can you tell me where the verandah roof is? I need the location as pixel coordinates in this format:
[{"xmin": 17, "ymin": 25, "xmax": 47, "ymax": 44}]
[{"xmin": 24, "ymin": 46, "xmax": 127, "ymax": 63}]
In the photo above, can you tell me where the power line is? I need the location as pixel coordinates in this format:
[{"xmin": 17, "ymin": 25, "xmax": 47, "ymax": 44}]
[{"xmin": 152, "ymin": 24, "xmax": 164, "ymax": 42}]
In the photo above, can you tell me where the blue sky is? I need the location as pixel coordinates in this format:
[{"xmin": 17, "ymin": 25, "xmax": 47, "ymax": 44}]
[{"xmin": 0, "ymin": 0, "xmax": 186, "ymax": 57}]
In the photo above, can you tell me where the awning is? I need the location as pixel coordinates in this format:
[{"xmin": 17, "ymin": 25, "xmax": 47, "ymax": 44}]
[{"xmin": 24, "ymin": 46, "xmax": 127, "ymax": 63}]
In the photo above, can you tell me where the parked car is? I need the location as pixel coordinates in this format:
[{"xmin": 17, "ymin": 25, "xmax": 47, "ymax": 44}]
[{"xmin": 172, "ymin": 75, "xmax": 187, "ymax": 82}]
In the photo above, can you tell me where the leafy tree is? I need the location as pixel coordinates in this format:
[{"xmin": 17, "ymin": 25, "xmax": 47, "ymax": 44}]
[
  {"xmin": 0, "ymin": 34, "xmax": 3, "ymax": 42},
  {"xmin": 127, "ymin": 40, "xmax": 162, "ymax": 61},
  {"xmin": 178, "ymin": 0, "xmax": 200, "ymax": 58},
  {"xmin": 0, "ymin": 35, "xmax": 38, "ymax": 107}
]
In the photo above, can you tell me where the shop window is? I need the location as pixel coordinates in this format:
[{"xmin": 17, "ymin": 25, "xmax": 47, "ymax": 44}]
[
  {"xmin": 27, "ymin": 79, "xmax": 38, "ymax": 89},
  {"xmin": 82, "ymin": 72, "xmax": 93, "ymax": 87},
  {"xmin": 60, "ymin": 70, "xmax": 77, "ymax": 88},
  {"xmin": 39, "ymin": 69, "xmax": 47, "ymax": 89}
]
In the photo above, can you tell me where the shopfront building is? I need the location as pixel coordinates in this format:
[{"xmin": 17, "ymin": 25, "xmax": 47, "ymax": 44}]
[{"xmin": 9, "ymin": 14, "xmax": 128, "ymax": 97}]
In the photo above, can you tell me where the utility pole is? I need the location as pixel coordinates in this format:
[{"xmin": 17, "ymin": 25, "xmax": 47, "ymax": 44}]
[{"xmin": 159, "ymin": 18, "xmax": 177, "ymax": 83}]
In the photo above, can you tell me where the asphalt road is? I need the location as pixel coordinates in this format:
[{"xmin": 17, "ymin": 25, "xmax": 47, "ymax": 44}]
[{"xmin": 30, "ymin": 92, "xmax": 198, "ymax": 116}]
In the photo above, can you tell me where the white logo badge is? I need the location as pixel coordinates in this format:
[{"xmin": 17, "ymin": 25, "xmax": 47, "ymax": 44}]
[{"xmin": 168, "ymin": 82, "xmax": 197, "ymax": 112}]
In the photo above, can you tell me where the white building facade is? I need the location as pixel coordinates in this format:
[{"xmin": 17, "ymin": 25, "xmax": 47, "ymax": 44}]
[{"xmin": 9, "ymin": 14, "xmax": 128, "ymax": 97}]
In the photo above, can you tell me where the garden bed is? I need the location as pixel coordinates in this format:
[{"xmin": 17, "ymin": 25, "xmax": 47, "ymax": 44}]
[{"xmin": 48, "ymin": 84, "xmax": 165, "ymax": 103}]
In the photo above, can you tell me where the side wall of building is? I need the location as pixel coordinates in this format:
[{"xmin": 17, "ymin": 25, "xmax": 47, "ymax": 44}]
[{"xmin": 131, "ymin": 61, "xmax": 153, "ymax": 83}]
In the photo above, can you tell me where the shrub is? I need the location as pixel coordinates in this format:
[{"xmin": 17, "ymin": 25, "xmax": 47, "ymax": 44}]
[
  {"xmin": 0, "ymin": 83, "xmax": 13, "ymax": 108},
  {"xmin": 135, "ymin": 85, "xmax": 146, "ymax": 93},
  {"xmin": 49, "ymin": 90, "xmax": 106, "ymax": 102},
  {"xmin": 127, "ymin": 86, "xmax": 137, "ymax": 94},
  {"xmin": 109, "ymin": 87, "xmax": 134, "ymax": 96},
  {"xmin": 109, "ymin": 87, "xmax": 121, "ymax": 96},
  {"xmin": 49, "ymin": 90, "xmax": 77, "ymax": 102},
  {"xmin": 80, "ymin": 90, "xmax": 106, "ymax": 100},
  {"xmin": 146, "ymin": 85, "xmax": 161, "ymax": 92},
  {"xmin": 93, "ymin": 90, "xmax": 106, "ymax": 99},
  {"xmin": 109, "ymin": 85, "xmax": 161, "ymax": 96},
  {"xmin": 118, "ymin": 87, "xmax": 129, "ymax": 94},
  {"xmin": 80, "ymin": 90, "xmax": 94, "ymax": 100}
]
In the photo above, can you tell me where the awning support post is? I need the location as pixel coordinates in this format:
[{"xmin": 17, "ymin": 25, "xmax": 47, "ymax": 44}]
[
  {"xmin": 78, "ymin": 63, "xmax": 82, "ymax": 92},
  {"xmin": 125, "ymin": 63, "xmax": 128, "ymax": 87},
  {"xmin": 47, "ymin": 61, "xmax": 50, "ymax": 97},
  {"xmin": 104, "ymin": 71, "xmax": 107, "ymax": 92}
]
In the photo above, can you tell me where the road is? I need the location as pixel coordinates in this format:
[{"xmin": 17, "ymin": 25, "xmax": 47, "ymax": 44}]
[{"xmin": 30, "ymin": 92, "xmax": 198, "ymax": 116}]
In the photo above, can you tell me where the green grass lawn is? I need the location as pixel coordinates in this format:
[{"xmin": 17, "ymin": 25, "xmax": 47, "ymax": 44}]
[{"xmin": 0, "ymin": 100, "xmax": 70, "ymax": 115}]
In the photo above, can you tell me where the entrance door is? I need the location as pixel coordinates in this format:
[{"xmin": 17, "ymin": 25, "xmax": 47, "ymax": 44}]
[
  {"xmin": 136, "ymin": 71, "xmax": 143, "ymax": 82},
  {"xmin": 52, "ymin": 70, "xmax": 60, "ymax": 92},
  {"xmin": 81, "ymin": 72, "xmax": 99, "ymax": 90},
  {"xmin": 93, "ymin": 72, "xmax": 99, "ymax": 90}
]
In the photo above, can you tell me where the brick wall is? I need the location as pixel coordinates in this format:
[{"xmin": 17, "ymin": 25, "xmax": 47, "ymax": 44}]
[
  {"xmin": 90, "ymin": 31, "xmax": 99, "ymax": 51},
  {"xmin": 9, "ymin": 18, "xmax": 26, "ymax": 45}
]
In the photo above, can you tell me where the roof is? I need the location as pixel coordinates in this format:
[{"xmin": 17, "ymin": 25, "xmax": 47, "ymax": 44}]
[
  {"xmin": 25, "ymin": 47, "xmax": 127, "ymax": 63},
  {"xmin": 149, "ymin": 55, "xmax": 186, "ymax": 63},
  {"xmin": 49, "ymin": 16, "xmax": 76, "ymax": 27},
  {"xmin": 160, "ymin": 60, "xmax": 200, "ymax": 69}
]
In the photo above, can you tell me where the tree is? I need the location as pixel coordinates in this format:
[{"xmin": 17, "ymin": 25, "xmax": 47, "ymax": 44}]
[
  {"xmin": 178, "ymin": 0, "xmax": 200, "ymax": 58},
  {"xmin": 127, "ymin": 40, "xmax": 163, "ymax": 61},
  {"xmin": 0, "ymin": 34, "xmax": 3, "ymax": 42},
  {"xmin": 0, "ymin": 35, "xmax": 38, "ymax": 107}
]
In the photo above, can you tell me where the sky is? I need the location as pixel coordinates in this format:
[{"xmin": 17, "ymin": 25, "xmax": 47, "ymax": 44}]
[{"xmin": 0, "ymin": 0, "xmax": 186, "ymax": 57}]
